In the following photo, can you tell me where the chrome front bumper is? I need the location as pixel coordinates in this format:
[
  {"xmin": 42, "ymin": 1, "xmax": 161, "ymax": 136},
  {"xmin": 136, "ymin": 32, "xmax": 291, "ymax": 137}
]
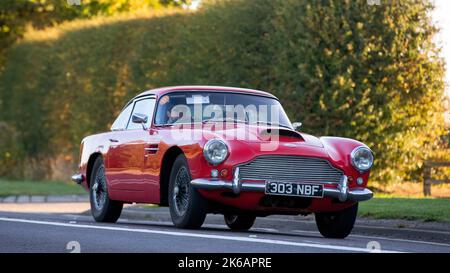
[
  {"xmin": 71, "ymin": 173, "xmax": 84, "ymax": 185},
  {"xmin": 190, "ymin": 167, "xmax": 373, "ymax": 202}
]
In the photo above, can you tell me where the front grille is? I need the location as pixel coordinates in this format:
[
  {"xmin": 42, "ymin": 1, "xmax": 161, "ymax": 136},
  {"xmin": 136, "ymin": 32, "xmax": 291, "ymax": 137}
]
[{"xmin": 238, "ymin": 155, "xmax": 343, "ymax": 184}]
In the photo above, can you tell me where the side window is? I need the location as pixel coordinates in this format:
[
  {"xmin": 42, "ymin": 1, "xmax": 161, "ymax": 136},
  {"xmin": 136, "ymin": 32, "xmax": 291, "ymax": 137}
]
[
  {"xmin": 127, "ymin": 98, "xmax": 156, "ymax": 130},
  {"xmin": 111, "ymin": 103, "xmax": 133, "ymax": 131}
]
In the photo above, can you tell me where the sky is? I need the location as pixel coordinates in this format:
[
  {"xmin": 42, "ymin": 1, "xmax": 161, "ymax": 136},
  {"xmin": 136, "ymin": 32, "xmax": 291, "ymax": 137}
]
[
  {"xmin": 432, "ymin": 0, "xmax": 450, "ymax": 124},
  {"xmin": 190, "ymin": 0, "xmax": 201, "ymax": 9}
]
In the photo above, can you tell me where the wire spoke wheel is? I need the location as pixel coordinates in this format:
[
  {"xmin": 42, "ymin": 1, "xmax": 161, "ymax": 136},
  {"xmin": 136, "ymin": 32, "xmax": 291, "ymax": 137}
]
[
  {"xmin": 89, "ymin": 157, "xmax": 123, "ymax": 223},
  {"xmin": 168, "ymin": 154, "xmax": 207, "ymax": 229},
  {"xmin": 93, "ymin": 165, "xmax": 107, "ymax": 210},
  {"xmin": 173, "ymin": 166, "xmax": 190, "ymax": 216}
]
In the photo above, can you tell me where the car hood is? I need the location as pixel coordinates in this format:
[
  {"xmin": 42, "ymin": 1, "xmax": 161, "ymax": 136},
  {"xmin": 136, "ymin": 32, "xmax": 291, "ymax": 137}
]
[
  {"xmin": 187, "ymin": 123, "xmax": 340, "ymax": 168},
  {"xmin": 158, "ymin": 123, "xmax": 344, "ymax": 169},
  {"xmin": 201, "ymin": 123, "xmax": 323, "ymax": 147}
]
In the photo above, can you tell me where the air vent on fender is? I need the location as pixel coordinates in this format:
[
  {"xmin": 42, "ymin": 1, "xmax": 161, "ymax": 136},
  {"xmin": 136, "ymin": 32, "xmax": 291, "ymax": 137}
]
[{"xmin": 259, "ymin": 128, "xmax": 304, "ymax": 141}]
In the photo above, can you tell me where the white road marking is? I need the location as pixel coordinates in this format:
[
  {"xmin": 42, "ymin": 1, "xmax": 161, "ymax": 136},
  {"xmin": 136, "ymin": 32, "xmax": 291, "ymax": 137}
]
[
  {"xmin": 292, "ymin": 229, "xmax": 450, "ymax": 247},
  {"xmin": 120, "ymin": 217, "xmax": 449, "ymax": 248},
  {"xmin": 0, "ymin": 217, "xmax": 400, "ymax": 253},
  {"xmin": 350, "ymin": 234, "xmax": 450, "ymax": 247},
  {"xmin": 267, "ymin": 217, "xmax": 450, "ymax": 236},
  {"xmin": 63, "ymin": 214, "xmax": 450, "ymax": 248},
  {"xmin": 353, "ymin": 224, "xmax": 450, "ymax": 236},
  {"xmin": 118, "ymin": 218, "xmax": 450, "ymax": 248},
  {"xmin": 253, "ymin": 228, "xmax": 279, "ymax": 232}
]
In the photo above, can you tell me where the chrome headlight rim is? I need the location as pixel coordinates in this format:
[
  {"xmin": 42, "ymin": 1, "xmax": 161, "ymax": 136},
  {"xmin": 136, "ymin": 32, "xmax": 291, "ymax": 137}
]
[
  {"xmin": 350, "ymin": 146, "xmax": 374, "ymax": 173},
  {"xmin": 203, "ymin": 139, "xmax": 229, "ymax": 165}
]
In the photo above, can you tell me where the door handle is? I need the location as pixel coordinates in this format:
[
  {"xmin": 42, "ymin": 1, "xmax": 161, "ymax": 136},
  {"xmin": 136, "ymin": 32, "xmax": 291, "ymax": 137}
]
[{"xmin": 109, "ymin": 138, "xmax": 119, "ymax": 143}]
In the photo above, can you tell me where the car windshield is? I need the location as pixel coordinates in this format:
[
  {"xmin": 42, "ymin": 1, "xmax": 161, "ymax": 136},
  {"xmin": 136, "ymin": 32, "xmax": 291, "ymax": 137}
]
[{"xmin": 154, "ymin": 91, "xmax": 292, "ymax": 128}]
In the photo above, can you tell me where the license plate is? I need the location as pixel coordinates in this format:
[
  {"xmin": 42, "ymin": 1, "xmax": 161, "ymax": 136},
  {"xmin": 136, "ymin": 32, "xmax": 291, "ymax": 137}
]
[{"xmin": 265, "ymin": 181, "xmax": 324, "ymax": 198}]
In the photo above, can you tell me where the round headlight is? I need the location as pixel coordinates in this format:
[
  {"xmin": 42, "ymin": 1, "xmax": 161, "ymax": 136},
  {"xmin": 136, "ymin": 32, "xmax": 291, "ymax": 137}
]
[
  {"xmin": 351, "ymin": 146, "xmax": 374, "ymax": 172},
  {"xmin": 203, "ymin": 139, "xmax": 229, "ymax": 165}
]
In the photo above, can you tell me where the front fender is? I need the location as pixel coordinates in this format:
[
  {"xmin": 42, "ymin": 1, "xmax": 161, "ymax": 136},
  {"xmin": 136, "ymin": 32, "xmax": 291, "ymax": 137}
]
[
  {"xmin": 77, "ymin": 133, "xmax": 112, "ymax": 189},
  {"xmin": 320, "ymin": 136, "xmax": 372, "ymax": 187}
]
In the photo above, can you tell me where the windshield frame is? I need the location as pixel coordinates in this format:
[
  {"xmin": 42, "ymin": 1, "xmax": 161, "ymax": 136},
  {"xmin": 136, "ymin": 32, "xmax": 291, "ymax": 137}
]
[{"xmin": 152, "ymin": 90, "xmax": 293, "ymax": 129}]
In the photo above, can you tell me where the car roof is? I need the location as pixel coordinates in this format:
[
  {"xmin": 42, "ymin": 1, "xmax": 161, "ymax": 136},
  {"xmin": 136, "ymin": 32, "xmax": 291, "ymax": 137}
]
[{"xmin": 133, "ymin": 85, "xmax": 278, "ymax": 100}]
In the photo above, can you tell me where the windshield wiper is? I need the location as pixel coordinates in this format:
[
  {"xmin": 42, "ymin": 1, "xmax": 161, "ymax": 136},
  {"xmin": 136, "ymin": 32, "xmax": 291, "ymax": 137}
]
[
  {"xmin": 203, "ymin": 118, "xmax": 292, "ymax": 130},
  {"xmin": 202, "ymin": 117, "xmax": 247, "ymax": 124}
]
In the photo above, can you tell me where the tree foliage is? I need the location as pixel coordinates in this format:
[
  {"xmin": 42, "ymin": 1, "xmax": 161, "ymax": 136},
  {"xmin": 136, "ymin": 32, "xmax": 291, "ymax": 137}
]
[
  {"xmin": 0, "ymin": 122, "xmax": 24, "ymax": 178},
  {"xmin": 0, "ymin": 0, "xmax": 183, "ymax": 63},
  {"xmin": 0, "ymin": 0, "xmax": 446, "ymax": 182}
]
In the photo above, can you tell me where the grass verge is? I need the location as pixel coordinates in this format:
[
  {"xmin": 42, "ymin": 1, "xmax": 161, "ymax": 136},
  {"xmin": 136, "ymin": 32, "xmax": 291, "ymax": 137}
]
[
  {"xmin": 358, "ymin": 197, "xmax": 450, "ymax": 222},
  {"xmin": 0, "ymin": 179, "xmax": 86, "ymax": 197},
  {"xmin": 2, "ymin": 180, "xmax": 448, "ymax": 223}
]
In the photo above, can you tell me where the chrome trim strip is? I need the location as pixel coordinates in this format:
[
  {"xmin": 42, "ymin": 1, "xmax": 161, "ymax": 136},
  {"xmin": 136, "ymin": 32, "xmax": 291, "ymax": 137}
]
[
  {"xmin": 190, "ymin": 175, "xmax": 373, "ymax": 202},
  {"xmin": 190, "ymin": 179, "xmax": 266, "ymax": 192},
  {"xmin": 239, "ymin": 179, "xmax": 339, "ymax": 185}
]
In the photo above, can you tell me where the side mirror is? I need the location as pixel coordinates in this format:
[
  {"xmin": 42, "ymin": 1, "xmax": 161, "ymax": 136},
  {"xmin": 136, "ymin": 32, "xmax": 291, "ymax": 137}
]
[
  {"xmin": 132, "ymin": 113, "xmax": 148, "ymax": 130},
  {"xmin": 292, "ymin": 122, "xmax": 302, "ymax": 131}
]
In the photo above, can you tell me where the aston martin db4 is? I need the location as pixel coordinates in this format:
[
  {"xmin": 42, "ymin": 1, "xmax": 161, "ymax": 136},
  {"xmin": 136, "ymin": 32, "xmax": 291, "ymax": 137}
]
[{"xmin": 72, "ymin": 85, "xmax": 374, "ymax": 238}]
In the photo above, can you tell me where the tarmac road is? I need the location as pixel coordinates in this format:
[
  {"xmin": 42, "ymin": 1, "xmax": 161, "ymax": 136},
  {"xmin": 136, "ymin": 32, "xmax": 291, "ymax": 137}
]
[{"xmin": 0, "ymin": 206, "xmax": 450, "ymax": 253}]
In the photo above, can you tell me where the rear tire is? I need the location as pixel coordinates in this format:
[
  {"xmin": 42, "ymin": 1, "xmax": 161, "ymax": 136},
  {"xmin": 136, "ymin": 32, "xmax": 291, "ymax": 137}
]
[
  {"xmin": 314, "ymin": 203, "xmax": 358, "ymax": 239},
  {"xmin": 224, "ymin": 214, "xmax": 256, "ymax": 231},
  {"xmin": 89, "ymin": 157, "xmax": 123, "ymax": 223},
  {"xmin": 169, "ymin": 154, "xmax": 208, "ymax": 229}
]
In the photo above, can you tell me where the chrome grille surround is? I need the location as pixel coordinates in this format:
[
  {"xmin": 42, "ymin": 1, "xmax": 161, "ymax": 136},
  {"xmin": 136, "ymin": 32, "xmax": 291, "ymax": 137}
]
[{"xmin": 238, "ymin": 155, "xmax": 343, "ymax": 185}]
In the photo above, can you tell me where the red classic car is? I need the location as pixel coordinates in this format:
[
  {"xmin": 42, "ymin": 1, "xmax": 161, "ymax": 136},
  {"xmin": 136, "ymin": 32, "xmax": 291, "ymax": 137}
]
[{"xmin": 72, "ymin": 85, "xmax": 374, "ymax": 238}]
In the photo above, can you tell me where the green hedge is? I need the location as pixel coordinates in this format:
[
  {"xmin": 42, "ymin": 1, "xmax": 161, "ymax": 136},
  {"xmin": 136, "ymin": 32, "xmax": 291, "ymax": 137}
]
[{"xmin": 0, "ymin": 0, "xmax": 446, "ymax": 182}]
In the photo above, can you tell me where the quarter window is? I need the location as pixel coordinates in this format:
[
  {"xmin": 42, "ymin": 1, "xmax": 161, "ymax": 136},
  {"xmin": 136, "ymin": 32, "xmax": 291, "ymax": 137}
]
[{"xmin": 111, "ymin": 103, "xmax": 133, "ymax": 131}]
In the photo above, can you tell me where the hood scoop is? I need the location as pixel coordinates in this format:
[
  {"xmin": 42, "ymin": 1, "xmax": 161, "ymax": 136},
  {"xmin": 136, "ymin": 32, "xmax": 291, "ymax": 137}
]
[{"xmin": 259, "ymin": 128, "xmax": 305, "ymax": 141}]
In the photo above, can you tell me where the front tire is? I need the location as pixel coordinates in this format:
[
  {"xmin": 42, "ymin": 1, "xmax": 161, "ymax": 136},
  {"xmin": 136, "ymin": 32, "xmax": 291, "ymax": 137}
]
[
  {"xmin": 169, "ymin": 154, "xmax": 208, "ymax": 229},
  {"xmin": 314, "ymin": 203, "xmax": 358, "ymax": 238},
  {"xmin": 89, "ymin": 157, "xmax": 123, "ymax": 223},
  {"xmin": 224, "ymin": 214, "xmax": 256, "ymax": 231}
]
